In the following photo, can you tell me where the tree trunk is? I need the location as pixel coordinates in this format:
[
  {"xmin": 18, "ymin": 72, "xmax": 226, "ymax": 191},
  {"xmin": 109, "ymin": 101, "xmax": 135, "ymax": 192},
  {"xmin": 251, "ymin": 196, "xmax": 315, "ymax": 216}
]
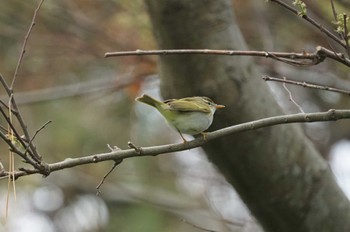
[{"xmin": 144, "ymin": 0, "xmax": 350, "ymax": 231}]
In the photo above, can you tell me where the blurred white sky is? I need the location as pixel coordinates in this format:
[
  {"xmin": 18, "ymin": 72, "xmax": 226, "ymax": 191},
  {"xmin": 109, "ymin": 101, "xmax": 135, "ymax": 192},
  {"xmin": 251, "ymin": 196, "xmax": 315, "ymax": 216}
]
[{"xmin": 330, "ymin": 139, "xmax": 350, "ymax": 199}]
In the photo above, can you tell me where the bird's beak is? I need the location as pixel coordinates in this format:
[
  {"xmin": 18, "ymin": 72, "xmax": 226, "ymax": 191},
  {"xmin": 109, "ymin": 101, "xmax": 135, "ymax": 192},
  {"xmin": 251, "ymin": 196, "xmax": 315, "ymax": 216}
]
[{"xmin": 215, "ymin": 104, "xmax": 225, "ymax": 109}]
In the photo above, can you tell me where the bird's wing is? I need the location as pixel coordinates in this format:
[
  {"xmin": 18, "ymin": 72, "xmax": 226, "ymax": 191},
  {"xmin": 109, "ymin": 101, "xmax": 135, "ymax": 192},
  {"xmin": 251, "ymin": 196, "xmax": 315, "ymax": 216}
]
[{"xmin": 165, "ymin": 100, "xmax": 210, "ymax": 113}]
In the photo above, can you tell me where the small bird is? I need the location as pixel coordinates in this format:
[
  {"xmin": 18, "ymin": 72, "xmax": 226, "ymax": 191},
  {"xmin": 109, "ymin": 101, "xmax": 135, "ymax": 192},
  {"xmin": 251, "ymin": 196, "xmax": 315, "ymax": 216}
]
[{"xmin": 136, "ymin": 94, "xmax": 225, "ymax": 142}]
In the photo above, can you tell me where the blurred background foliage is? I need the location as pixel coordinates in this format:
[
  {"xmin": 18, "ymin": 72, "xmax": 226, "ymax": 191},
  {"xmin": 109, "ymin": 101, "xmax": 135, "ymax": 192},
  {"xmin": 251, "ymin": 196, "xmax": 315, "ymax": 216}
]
[{"xmin": 0, "ymin": 0, "xmax": 350, "ymax": 231}]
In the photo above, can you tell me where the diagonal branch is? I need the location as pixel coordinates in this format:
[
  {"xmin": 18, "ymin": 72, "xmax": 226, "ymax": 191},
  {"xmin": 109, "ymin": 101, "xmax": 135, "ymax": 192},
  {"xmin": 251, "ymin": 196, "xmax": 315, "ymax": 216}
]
[
  {"xmin": 0, "ymin": 74, "xmax": 42, "ymax": 163},
  {"xmin": 0, "ymin": 106, "xmax": 44, "ymax": 170},
  {"xmin": 22, "ymin": 120, "xmax": 52, "ymax": 157},
  {"xmin": 269, "ymin": 0, "xmax": 346, "ymax": 48},
  {"xmin": 11, "ymin": 0, "xmax": 45, "ymax": 88}
]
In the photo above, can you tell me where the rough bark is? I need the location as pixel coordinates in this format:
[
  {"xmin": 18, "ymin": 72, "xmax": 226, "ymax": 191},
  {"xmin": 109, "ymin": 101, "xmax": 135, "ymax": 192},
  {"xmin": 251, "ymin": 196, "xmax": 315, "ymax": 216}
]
[{"xmin": 144, "ymin": 0, "xmax": 350, "ymax": 231}]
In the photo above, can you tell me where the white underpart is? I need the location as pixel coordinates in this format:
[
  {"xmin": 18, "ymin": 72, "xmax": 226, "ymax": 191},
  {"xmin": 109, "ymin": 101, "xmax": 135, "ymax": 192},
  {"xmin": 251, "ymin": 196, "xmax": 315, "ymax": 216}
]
[{"xmin": 167, "ymin": 107, "xmax": 216, "ymax": 135}]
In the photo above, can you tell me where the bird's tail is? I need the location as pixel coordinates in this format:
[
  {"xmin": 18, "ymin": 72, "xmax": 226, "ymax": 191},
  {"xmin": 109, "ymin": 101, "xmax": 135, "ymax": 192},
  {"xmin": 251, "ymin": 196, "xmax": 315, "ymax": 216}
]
[{"xmin": 135, "ymin": 94, "xmax": 162, "ymax": 108}]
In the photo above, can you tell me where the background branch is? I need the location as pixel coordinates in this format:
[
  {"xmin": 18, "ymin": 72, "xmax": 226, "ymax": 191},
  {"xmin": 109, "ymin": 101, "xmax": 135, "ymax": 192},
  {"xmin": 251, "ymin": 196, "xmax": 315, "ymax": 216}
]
[
  {"xmin": 262, "ymin": 75, "xmax": 350, "ymax": 95},
  {"xmin": 270, "ymin": 0, "xmax": 346, "ymax": 49},
  {"xmin": 0, "ymin": 74, "xmax": 43, "ymax": 165},
  {"xmin": 11, "ymin": 0, "xmax": 45, "ymax": 88},
  {"xmin": 0, "ymin": 73, "xmax": 141, "ymax": 105},
  {"xmin": 105, "ymin": 46, "xmax": 350, "ymax": 67}
]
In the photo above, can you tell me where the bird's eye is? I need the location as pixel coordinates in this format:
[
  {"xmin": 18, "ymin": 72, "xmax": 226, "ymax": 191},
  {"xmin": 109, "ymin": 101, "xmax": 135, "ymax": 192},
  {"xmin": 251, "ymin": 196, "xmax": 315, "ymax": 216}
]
[{"xmin": 202, "ymin": 97, "xmax": 214, "ymax": 105}]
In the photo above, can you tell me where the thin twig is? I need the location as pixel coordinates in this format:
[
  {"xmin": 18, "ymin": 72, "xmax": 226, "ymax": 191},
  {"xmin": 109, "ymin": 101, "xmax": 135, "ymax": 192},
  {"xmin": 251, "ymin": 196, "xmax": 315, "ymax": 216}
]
[
  {"xmin": 0, "ymin": 99, "xmax": 42, "ymax": 169},
  {"xmin": 0, "ymin": 131, "xmax": 27, "ymax": 161},
  {"xmin": 0, "ymin": 74, "xmax": 12, "ymax": 96},
  {"xmin": 180, "ymin": 218, "xmax": 219, "ymax": 232},
  {"xmin": 32, "ymin": 120, "xmax": 51, "ymax": 142},
  {"xmin": 11, "ymin": 101, "xmax": 39, "ymax": 162},
  {"xmin": 11, "ymin": 0, "xmax": 45, "ymax": 88},
  {"xmin": 330, "ymin": 0, "xmax": 337, "ymax": 21},
  {"xmin": 5, "ymin": 0, "xmax": 46, "ymax": 165},
  {"xmin": 0, "ymin": 100, "xmax": 18, "ymax": 117},
  {"xmin": 0, "ymin": 75, "xmax": 42, "ymax": 163},
  {"xmin": 127, "ymin": 141, "xmax": 142, "ymax": 154},
  {"xmin": 96, "ymin": 160, "xmax": 122, "ymax": 196},
  {"xmin": 266, "ymin": 52, "xmax": 312, "ymax": 66},
  {"xmin": 262, "ymin": 75, "xmax": 350, "ymax": 95},
  {"xmin": 343, "ymin": 14, "xmax": 350, "ymax": 56},
  {"xmin": 330, "ymin": 3, "xmax": 349, "ymax": 55},
  {"xmin": 0, "ymin": 107, "xmax": 29, "ymax": 156},
  {"xmin": 0, "ymin": 125, "xmax": 8, "ymax": 133},
  {"xmin": 282, "ymin": 77, "xmax": 304, "ymax": 113},
  {"xmin": 22, "ymin": 120, "xmax": 52, "ymax": 156}
]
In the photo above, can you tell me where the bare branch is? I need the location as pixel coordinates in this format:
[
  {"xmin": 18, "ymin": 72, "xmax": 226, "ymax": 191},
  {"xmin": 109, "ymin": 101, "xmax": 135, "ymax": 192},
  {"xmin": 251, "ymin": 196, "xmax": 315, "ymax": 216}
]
[
  {"xmin": 330, "ymin": 0, "xmax": 337, "ymax": 21},
  {"xmin": 11, "ymin": 0, "xmax": 45, "ymax": 88},
  {"xmin": 0, "ymin": 75, "xmax": 42, "ymax": 164},
  {"xmin": 269, "ymin": 0, "xmax": 346, "ymax": 48},
  {"xmin": 282, "ymin": 77, "xmax": 304, "ymax": 113},
  {"xmin": 96, "ymin": 159, "xmax": 122, "ymax": 196},
  {"xmin": 0, "ymin": 74, "xmax": 12, "ymax": 96},
  {"xmin": 5, "ymin": 109, "xmax": 350, "ymax": 179},
  {"xmin": 262, "ymin": 75, "xmax": 350, "ymax": 95},
  {"xmin": 343, "ymin": 14, "xmax": 350, "ymax": 56},
  {"xmin": 105, "ymin": 47, "xmax": 350, "ymax": 67},
  {"xmin": 106, "ymin": 49, "xmax": 317, "ymax": 62},
  {"xmin": 0, "ymin": 130, "xmax": 27, "ymax": 160},
  {"xmin": 2, "ymin": 0, "xmax": 47, "ymax": 166},
  {"xmin": 0, "ymin": 107, "xmax": 31, "ymax": 159},
  {"xmin": 0, "ymin": 73, "xmax": 142, "ymax": 105},
  {"xmin": 22, "ymin": 120, "xmax": 52, "ymax": 156}
]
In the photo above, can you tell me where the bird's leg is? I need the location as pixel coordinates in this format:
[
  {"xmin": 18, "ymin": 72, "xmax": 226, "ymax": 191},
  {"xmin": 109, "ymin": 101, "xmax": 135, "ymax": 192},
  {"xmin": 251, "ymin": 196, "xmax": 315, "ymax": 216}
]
[
  {"xmin": 200, "ymin": 132, "xmax": 208, "ymax": 140},
  {"xmin": 176, "ymin": 129, "xmax": 188, "ymax": 143}
]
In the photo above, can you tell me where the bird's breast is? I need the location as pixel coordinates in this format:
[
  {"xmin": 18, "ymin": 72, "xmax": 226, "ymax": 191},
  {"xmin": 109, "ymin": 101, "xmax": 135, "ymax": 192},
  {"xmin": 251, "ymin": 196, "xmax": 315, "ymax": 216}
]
[{"xmin": 167, "ymin": 111, "xmax": 214, "ymax": 135}]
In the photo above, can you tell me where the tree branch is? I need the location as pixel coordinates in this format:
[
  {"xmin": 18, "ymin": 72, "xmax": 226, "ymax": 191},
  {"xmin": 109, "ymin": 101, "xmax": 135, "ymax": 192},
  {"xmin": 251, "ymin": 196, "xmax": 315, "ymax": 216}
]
[
  {"xmin": 262, "ymin": 75, "xmax": 350, "ymax": 95},
  {"xmin": 269, "ymin": 0, "xmax": 347, "ymax": 49},
  {"xmin": 6, "ymin": 109, "xmax": 350, "ymax": 179},
  {"xmin": 0, "ymin": 73, "xmax": 140, "ymax": 105},
  {"xmin": 11, "ymin": 0, "xmax": 45, "ymax": 88},
  {"xmin": 0, "ymin": 74, "xmax": 43, "ymax": 164},
  {"xmin": 105, "ymin": 46, "xmax": 350, "ymax": 67}
]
